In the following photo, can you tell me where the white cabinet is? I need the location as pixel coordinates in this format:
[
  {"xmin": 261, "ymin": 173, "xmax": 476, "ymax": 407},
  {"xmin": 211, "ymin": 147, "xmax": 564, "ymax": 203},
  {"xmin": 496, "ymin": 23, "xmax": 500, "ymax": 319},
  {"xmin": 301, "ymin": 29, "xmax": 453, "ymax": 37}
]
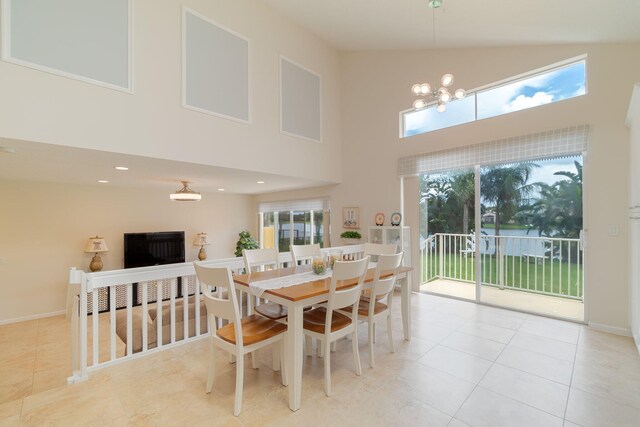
[{"xmin": 368, "ymin": 226, "xmax": 411, "ymax": 267}]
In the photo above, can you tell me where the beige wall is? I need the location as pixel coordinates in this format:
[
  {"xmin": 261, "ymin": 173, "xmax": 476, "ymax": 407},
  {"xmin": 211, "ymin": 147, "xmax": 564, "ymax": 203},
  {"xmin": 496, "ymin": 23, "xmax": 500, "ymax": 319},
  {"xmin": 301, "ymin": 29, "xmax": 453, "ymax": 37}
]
[
  {"xmin": 259, "ymin": 43, "xmax": 640, "ymax": 331},
  {"xmin": 0, "ymin": 0, "xmax": 342, "ymax": 184},
  {"xmin": 0, "ymin": 180, "xmax": 254, "ymax": 322}
]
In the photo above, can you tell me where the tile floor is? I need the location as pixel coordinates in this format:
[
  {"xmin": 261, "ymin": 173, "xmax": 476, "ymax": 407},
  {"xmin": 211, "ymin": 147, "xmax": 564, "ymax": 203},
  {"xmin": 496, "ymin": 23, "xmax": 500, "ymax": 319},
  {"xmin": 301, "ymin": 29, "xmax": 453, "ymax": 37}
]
[{"xmin": 1, "ymin": 292, "xmax": 640, "ymax": 426}]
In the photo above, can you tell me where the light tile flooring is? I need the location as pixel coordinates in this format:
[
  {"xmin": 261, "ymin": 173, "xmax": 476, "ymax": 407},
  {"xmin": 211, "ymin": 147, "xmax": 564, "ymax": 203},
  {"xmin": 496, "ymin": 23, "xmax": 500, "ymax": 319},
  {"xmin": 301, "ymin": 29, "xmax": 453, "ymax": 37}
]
[{"xmin": 2, "ymin": 292, "xmax": 640, "ymax": 426}]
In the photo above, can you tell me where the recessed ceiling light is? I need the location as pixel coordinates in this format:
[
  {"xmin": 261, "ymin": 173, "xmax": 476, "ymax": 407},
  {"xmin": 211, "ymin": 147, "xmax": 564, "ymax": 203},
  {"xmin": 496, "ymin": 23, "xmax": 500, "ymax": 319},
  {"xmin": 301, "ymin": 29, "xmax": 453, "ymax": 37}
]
[
  {"xmin": 114, "ymin": 166, "xmax": 129, "ymax": 171},
  {"xmin": 98, "ymin": 180, "xmax": 109, "ymax": 183},
  {"xmin": 218, "ymin": 188, "xmax": 225, "ymax": 191},
  {"xmin": 257, "ymin": 181, "xmax": 265, "ymax": 184}
]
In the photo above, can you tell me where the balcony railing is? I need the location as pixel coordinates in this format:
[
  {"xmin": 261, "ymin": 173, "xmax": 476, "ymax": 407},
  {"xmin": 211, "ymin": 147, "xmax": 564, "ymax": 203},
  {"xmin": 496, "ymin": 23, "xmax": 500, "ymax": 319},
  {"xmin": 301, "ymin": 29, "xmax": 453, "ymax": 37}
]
[{"xmin": 420, "ymin": 233, "xmax": 583, "ymax": 300}]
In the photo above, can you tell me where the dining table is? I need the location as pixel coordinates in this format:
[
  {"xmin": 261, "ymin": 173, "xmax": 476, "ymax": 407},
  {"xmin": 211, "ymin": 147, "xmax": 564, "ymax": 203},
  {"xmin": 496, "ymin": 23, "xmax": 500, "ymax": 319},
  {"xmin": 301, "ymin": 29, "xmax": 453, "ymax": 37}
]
[{"xmin": 233, "ymin": 263, "xmax": 413, "ymax": 411}]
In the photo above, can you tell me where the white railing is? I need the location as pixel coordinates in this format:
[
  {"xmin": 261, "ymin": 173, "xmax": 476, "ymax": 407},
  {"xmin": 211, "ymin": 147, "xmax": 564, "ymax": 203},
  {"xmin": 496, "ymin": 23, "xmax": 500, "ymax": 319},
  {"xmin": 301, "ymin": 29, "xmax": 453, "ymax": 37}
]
[
  {"xmin": 420, "ymin": 233, "xmax": 583, "ymax": 300},
  {"xmin": 68, "ymin": 244, "xmax": 366, "ymax": 383}
]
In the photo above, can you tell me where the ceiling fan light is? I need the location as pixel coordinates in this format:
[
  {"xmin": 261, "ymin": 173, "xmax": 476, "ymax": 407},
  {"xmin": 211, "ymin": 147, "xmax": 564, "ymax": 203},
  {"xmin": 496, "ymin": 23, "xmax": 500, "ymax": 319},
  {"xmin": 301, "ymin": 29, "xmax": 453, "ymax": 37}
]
[
  {"xmin": 441, "ymin": 74, "xmax": 454, "ymax": 87},
  {"xmin": 436, "ymin": 103, "xmax": 447, "ymax": 113},
  {"xmin": 420, "ymin": 83, "xmax": 431, "ymax": 95},
  {"xmin": 411, "ymin": 84, "xmax": 422, "ymax": 95},
  {"xmin": 454, "ymin": 88, "xmax": 466, "ymax": 100},
  {"xmin": 413, "ymin": 99, "xmax": 426, "ymax": 110},
  {"xmin": 439, "ymin": 91, "xmax": 451, "ymax": 103}
]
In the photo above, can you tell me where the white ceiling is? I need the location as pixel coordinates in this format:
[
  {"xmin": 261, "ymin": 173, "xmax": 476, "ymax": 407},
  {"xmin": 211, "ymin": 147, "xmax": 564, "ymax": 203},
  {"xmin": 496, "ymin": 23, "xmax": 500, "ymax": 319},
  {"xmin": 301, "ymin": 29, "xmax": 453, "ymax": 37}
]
[
  {"xmin": 4, "ymin": 0, "xmax": 640, "ymax": 195},
  {"xmin": 260, "ymin": 0, "xmax": 640, "ymax": 51},
  {"xmin": 0, "ymin": 138, "xmax": 331, "ymax": 195}
]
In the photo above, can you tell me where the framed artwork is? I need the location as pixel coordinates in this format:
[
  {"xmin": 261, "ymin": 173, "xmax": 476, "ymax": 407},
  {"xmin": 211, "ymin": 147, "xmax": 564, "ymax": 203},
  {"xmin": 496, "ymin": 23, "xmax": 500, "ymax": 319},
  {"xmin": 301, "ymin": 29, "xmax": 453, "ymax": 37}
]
[{"xmin": 342, "ymin": 207, "xmax": 360, "ymax": 229}]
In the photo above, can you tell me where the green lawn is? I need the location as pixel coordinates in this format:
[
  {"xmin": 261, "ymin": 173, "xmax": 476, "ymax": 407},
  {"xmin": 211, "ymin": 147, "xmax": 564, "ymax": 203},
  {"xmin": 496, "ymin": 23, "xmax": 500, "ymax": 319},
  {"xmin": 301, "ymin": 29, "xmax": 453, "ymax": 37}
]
[
  {"xmin": 481, "ymin": 223, "xmax": 528, "ymax": 230},
  {"xmin": 421, "ymin": 253, "xmax": 583, "ymax": 299}
]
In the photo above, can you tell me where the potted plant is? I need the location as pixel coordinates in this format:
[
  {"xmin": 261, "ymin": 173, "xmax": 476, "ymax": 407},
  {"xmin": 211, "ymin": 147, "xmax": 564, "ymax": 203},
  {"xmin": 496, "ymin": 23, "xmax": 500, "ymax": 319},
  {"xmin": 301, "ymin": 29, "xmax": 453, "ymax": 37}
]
[
  {"xmin": 235, "ymin": 230, "xmax": 259, "ymax": 257},
  {"xmin": 340, "ymin": 230, "xmax": 362, "ymax": 245}
]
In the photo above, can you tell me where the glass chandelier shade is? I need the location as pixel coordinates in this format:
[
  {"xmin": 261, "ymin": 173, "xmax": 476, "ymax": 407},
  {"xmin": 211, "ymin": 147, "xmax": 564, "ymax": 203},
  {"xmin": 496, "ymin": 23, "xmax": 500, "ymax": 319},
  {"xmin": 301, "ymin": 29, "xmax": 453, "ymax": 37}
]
[{"xmin": 410, "ymin": 73, "xmax": 466, "ymax": 113}]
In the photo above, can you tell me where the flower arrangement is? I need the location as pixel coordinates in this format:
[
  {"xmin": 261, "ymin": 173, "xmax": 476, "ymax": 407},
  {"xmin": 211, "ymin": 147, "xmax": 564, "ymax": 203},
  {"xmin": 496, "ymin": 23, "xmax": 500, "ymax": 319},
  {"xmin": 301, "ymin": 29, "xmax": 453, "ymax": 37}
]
[{"xmin": 312, "ymin": 257, "xmax": 326, "ymax": 274}]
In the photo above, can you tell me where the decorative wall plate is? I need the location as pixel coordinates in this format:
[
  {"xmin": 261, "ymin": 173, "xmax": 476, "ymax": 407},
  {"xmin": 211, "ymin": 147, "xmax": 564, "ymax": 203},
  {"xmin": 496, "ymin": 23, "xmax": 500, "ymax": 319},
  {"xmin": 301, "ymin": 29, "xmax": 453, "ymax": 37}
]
[
  {"xmin": 390, "ymin": 212, "xmax": 402, "ymax": 226},
  {"xmin": 375, "ymin": 212, "xmax": 385, "ymax": 226}
]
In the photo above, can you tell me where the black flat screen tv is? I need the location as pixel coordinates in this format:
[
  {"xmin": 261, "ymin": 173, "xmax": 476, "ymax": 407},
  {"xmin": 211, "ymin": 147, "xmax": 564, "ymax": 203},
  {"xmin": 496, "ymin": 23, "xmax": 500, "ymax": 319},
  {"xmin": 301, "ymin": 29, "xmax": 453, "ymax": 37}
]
[{"xmin": 124, "ymin": 231, "xmax": 185, "ymax": 269}]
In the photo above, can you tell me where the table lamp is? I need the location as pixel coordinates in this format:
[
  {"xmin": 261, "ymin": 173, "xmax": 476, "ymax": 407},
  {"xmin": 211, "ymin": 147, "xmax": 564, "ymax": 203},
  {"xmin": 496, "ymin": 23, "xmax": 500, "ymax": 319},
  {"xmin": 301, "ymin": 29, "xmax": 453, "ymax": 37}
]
[
  {"xmin": 84, "ymin": 236, "xmax": 109, "ymax": 272},
  {"xmin": 193, "ymin": 232, "xmax": 211, "ymax": 260}
]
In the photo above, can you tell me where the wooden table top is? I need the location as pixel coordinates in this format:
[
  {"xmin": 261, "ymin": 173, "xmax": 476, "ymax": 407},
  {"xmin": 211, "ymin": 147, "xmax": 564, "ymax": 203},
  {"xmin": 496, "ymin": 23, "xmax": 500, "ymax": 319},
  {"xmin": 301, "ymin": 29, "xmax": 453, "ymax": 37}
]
[{"xmin": 233, "ymin": 264, "xmax": 412, "ymax": 302}]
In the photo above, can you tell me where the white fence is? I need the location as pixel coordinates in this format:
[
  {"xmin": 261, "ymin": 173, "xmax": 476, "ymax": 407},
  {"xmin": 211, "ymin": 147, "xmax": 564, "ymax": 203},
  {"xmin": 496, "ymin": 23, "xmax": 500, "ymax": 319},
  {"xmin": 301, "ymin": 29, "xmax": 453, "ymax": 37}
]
[
  {"xmin": 68, "ymin": 244, "xmax": 366, "ymax": 383},
  {"xmin": 421, "ymin": 233, "xmax": 584, "ymax": 300}
]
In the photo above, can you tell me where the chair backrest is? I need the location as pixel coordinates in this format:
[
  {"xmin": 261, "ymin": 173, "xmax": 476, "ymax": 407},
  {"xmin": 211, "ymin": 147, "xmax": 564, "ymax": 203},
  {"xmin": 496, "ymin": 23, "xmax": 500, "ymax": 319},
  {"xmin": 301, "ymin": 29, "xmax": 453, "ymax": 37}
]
[
  {"xmin": 369, "ymin": 252, "xmax": 404, "ymax": 305},
  {"xmin": 364, "ymin": 242, "xmax": 397, "ymax": 256},
  {"xmin": 291, "ymin": 243, "xmax": 321, "ymax": 265},
  {"xmin": 194, "ymin": 263, "xmax": 241, "ymax": 343},
  {"xmin": 242, "ymin": 247, "xmax": 279, "ymax": 273},
  {"xmin": 326, "ymin": 256, "xmax": 370, "ymax": 314}
]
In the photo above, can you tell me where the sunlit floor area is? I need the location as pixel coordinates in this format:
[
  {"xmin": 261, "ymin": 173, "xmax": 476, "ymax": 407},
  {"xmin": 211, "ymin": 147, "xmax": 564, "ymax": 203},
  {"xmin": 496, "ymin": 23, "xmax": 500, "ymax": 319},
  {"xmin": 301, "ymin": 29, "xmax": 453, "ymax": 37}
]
[
  {"xmin": 421, "ymin": 279, "xmax": 584, "ymax": 322},
  {"xmin": 2, "ymin": 292, "xmax": 639, "ymax": 426}
]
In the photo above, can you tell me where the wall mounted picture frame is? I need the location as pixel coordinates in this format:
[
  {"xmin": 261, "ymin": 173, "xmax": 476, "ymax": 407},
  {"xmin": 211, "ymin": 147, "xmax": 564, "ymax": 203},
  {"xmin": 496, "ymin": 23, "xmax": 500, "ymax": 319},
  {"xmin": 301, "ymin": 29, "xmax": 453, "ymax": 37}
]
[{"xmin": 342, "ymin": 207, "xmax": 360, "ymax": 229}]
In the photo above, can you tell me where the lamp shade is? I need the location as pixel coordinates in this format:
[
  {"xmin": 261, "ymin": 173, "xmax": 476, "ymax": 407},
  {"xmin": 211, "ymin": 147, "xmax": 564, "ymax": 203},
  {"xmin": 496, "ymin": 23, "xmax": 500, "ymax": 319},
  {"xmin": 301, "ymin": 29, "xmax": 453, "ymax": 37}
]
[
  {"xmin": 84, "ymin": 236, "xmax": 109, "ymax": 253},
  {"xmin": 193, "ymin": 232, "xmax": 210, "ymax": 246}
]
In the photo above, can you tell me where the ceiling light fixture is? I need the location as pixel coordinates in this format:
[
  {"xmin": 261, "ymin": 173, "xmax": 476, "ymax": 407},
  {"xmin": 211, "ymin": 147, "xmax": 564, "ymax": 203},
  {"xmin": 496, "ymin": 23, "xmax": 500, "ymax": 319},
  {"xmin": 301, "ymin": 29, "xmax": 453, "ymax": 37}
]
[
  {"xmin": 410, "ymin": 0, "xmax": 466, "ymax": 113},
  {"xmin": 218, "ymin": 188, "xmax": 225, "ymax": 191},
  {"xmin": 114, "ymin": 166, "xmax": 129, "ymax": 171},
  {"xmin": 170, "ymin": 181, "xmax": 202, "ymax": 201},
  {"xmin": 98, "ymin": 180, "xmax": 109, "ymax": 183},
  {"xmin": 257, "ymin": 181, "xmax": 265, "ymax": 184}
]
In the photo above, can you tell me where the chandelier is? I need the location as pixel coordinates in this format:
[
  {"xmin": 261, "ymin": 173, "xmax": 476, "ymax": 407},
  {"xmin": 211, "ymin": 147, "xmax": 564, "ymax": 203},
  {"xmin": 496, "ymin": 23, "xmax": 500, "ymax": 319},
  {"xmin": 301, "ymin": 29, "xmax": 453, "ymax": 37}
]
[{"xmin": 410, "ymin": 0, "xmax": 466, "ymax": 113}]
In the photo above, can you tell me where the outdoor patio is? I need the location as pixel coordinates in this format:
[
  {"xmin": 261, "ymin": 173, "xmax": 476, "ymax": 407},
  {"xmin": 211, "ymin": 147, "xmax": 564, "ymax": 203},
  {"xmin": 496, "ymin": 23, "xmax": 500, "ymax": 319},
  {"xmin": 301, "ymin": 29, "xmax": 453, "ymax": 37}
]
[{"xmin": 421, "ymin": 279, "xmax": 584, "ymax": 322}]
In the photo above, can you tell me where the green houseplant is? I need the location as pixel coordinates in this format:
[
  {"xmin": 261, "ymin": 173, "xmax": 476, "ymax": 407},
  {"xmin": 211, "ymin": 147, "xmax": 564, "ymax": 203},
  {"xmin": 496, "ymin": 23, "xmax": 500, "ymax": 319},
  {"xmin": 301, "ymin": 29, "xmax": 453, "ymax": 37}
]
[
  {"xmin": 235, "ymin": 230, "xmax": 259, "ymax": 257},
  {"xmin": 340, "ymin": 231, "xmax": 362, "ymax": 239}
]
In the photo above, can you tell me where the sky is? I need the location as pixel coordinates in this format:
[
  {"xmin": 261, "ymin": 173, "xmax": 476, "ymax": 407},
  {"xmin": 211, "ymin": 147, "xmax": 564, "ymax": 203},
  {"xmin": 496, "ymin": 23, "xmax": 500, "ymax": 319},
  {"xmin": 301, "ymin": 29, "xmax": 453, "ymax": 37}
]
[{"xmin": 404, "ymin": 60, "xmax": 586, "ymax": 137}]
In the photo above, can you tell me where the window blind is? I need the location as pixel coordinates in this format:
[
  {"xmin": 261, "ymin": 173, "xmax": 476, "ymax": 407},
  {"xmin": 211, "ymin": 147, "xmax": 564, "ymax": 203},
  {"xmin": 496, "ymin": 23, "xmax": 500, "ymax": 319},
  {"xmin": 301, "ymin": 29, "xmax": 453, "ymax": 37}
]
[
  {"xmin": 397, "ymin": 125, "xmax": 589, "ymax": 177},
  {"xmin": 258, "ymin": 198, "xmax": 331, "ymax": 213}
]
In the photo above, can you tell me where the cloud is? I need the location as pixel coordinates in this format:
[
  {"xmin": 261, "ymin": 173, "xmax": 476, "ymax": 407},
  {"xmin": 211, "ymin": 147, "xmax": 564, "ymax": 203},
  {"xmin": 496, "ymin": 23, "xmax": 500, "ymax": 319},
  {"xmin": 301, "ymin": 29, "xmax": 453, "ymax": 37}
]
[{"xmin": 504, "ymin": 91, "xmax": 554, "ymax": 113}]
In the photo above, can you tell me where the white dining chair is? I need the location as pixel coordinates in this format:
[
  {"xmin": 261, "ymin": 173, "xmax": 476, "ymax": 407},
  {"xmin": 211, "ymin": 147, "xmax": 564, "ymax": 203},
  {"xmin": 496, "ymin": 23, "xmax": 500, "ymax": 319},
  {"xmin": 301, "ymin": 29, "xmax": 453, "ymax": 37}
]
[
  {"xmin": 339, "ymin": 252, "xmax": 403, "ymax": 368},
  {"xmin": 242, "ymin": 248, "xmax": 287, "ymax": 320},
  {"xmin": 301, "ymin": 256, "xmax": 369, "ymax": 396},
  {"xmin": 194, "ymin": 263, "xmax": 287, "ymax": 416},
  {"xmin": 291, "ymin": 243, "xmax": 321, "ymax": 265}
]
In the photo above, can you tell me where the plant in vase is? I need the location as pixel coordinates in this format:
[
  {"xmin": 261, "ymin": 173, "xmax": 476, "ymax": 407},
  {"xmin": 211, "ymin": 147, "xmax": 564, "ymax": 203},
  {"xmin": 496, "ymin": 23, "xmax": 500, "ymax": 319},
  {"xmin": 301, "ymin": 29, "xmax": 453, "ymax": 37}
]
[
  {"xmin": 340, "ymin": 230, "xmax": 362, "ymax": 245},
  {"xmin": 234, "ymin": 230, "xmax": 259, "ymax": 257}
]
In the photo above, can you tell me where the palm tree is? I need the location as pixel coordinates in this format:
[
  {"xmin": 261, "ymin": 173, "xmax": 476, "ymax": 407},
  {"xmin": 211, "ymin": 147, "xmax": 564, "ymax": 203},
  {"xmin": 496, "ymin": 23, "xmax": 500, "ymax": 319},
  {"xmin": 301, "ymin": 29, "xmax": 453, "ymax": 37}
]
[
  {"xmin": 481, "ymin": 163, "xmax": 537, "ymax": 253},
  {"xmin": 450, "ymin": 172, "xmax": 475, "ymax": 235}
]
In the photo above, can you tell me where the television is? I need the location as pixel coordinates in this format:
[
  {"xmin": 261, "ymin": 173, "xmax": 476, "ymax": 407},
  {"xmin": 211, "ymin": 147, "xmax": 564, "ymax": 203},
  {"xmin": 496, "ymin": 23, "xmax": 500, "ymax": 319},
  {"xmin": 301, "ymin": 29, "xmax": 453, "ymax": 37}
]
[{"xmin": 124, "ymin": 231, "xmax": 185, "ymax": 269}]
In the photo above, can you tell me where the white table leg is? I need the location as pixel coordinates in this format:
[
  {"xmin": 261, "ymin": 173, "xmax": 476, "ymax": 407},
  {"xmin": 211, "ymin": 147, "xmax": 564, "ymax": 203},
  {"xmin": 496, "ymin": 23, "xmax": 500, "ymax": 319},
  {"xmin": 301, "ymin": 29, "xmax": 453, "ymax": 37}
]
[
  {"xmin": 287, "ymin": 303, "xmax": 304, "ymax": 411},
  {"xmin": 401, "ymin": 273, "xmax": 412, "ymax": 341}
]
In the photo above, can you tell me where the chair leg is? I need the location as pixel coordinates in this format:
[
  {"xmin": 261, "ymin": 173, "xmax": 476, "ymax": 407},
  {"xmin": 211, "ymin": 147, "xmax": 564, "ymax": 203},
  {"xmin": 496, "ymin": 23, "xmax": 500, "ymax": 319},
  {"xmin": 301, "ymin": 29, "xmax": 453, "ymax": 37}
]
[
  {"xmin": 206, "ymin": 342, "xmax": 216, "ymax": 393},
  {"xmin": 317, "ymin": 340, "xmax": 323, "ymax": 358},
  {"xmin": 331, "ymin": 341, "xmax": 337, "ymax": 352},
  {"xmin": 352, "ymin": 330, "xmax": 362, "ymax": 376},
  {"xmin": 252, "ymin": 350, "xmax": 259, "ymax": 369},
  {"xmin": 368, "ymin": 320, "xmax": 375, "ymax": 368},
  {"xmin": 229, "ymin": 353, "xmax": 236, "ymax": 364},
  {"xmin": 323, "ymin": 339, "xmax": 331, "ymax": 396},
  {"xmin": 387, "ymin": 314, "xmax": 395, "ymax": 353},
  {"xmin": 305, "ymin": 335, "xmax": 312, "ymax": 357},
  {"xmin": 233, "ymin": 352, "xmax": 244, "ymax": 416}
]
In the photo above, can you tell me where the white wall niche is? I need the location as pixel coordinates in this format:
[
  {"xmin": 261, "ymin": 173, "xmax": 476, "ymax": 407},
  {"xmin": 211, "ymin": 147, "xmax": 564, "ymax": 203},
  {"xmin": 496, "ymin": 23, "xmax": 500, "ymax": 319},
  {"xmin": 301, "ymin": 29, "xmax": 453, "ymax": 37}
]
[
  {"xmin": 280, "ymin": 56, "xmax": 322, "ymax": 143},
  {"xmin": 182, "ymin": 7, "xmax": 250, "ymax": 124},
  {"xmin": 1, "ymin": 0, "xmax": 132, "ymax": 93}
]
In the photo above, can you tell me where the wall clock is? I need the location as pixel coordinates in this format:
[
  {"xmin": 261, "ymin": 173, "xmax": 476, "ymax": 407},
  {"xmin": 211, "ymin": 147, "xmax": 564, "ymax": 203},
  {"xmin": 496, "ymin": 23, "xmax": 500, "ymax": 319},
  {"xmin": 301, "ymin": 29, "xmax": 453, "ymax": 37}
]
[{"xmin": 390, "ymin": 212, "xmax": 402, "ymax": 226}]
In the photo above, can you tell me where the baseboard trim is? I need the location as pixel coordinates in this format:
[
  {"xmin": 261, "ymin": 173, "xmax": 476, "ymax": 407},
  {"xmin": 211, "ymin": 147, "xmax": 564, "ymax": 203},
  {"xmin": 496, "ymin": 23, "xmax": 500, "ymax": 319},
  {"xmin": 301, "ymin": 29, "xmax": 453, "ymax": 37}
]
[
  {"xmin": 588, "ymin": 321, "xmax": 632, "ymax": 337},
  {"xmin": 0, "ymin": 310, "xmax": 66, "ymax": 325}
]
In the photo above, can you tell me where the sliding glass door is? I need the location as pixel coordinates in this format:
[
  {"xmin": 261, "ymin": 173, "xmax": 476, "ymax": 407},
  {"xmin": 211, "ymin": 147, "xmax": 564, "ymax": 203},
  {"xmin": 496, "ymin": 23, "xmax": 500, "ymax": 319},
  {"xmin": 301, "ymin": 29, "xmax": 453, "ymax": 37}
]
[{"xmin": 420, "ymin": 155, "xmax": 584, "ymax": 321}]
